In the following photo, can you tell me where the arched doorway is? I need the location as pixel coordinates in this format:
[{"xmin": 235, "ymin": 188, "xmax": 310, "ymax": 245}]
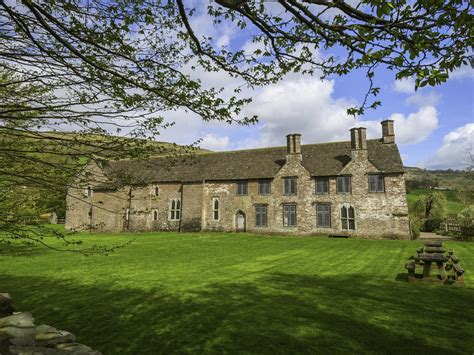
[{"xmin": 235, "ymin": 211, "xmax": 246, "ymax": 232}]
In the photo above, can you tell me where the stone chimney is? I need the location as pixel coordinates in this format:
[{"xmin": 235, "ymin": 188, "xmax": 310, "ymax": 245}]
[
  {"xmin": 286, "ymin": 134, "xmax": 302, "ymax": 162},
  {"xmin": 350, "ymin": 127, "xmax": 367, "ymax": 150},
  {"xmin": 350, "ymin": 127, "xmax": 368, "ymax": 161},
  {"xmin": 381, "ymin": 120, "xmax": 395, "ymax": 144}
]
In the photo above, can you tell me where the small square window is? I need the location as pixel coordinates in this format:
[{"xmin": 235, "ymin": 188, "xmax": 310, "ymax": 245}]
[
  {"xmin": 315, "ymin": 178, "xmax": 329, "ymax": 194},
  {"xmin": 336, "ymin": 176, "xmax": 351, "ymax": 194},
  {"xmin": 368, "ymin": 175, "xmax": 384, "ymax": 193},
  {"xmin": 258, "ymin": 180, "xmax": 271, "ymax": 195},
  {"xmin": 284, "ymin": 177, "xmax": 297, "ymax": 195},
  {"xmin": 237, "ymin": 181, "xmax": 248, "ymax": 196}
]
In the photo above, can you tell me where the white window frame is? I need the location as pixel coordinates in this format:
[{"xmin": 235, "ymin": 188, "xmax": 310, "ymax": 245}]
[
  {"xmin": 169, "ymin": 199, "xmax": 181, "ymax": 221},
  {"xmin": 212, "ymin": 198, "xmax": 220, "ymax": 221},
  {"xmin": 341, "ymin": 204, "xmax": 356, "ymax": 230}
]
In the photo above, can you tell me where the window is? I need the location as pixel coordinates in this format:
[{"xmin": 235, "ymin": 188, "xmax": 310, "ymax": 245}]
[
  {"xmin": 316, "ymin": 204, "xmax": 331, "ymax": 228},
  {"xmin": 86, "ymin": 186, "xmax": 93, "ymax": 197},
  {"xmin": 258, "ymin": 180, "xmax": 271, "ymax": 195},
  {"xmin": 284, "ymin": 177, "xmax": 297, "ymax": 195},
  {"xmin": 212, "ymin": 198, "xmax": 219, "ymax": 221},
  {"xmin": 88, "ymin": 207, "xmax": 93, "ymax": 224},
  {"xmin": 125, "ymin": 208, "xmax": 131, "ymax": 221},
  {"xmin": 169, "ymin": 199, "xmax": 181, "ymax": 221},
  {"xmin": 255, "ymin": 205, "xmax": 267, "ymax": 227},
  {"xmin": 368, "ymin": 174, "xmax": 384, "ymax": 193},
  {"xmin": 152, "ymin": 209, "xmax": 158, "ymax": 221},
  {"xmin": 336, "ymin": 176, "xmax": 351, "ymax": 194},
  {"xmin": 315, "ymin": 178, "xmax": 329, "ymax": 194},
  {"xmin": 341, "ymin": 205, "xmax": 355, "ymax": 230},
  {"xmin": 237, "ymin": 181, "xmax": 248, "ymax": 196},
  {"xmin": 283, "ymin": 204, "xmax": 297, "ymax": 227},
  {"xmin": 152, "ymin": 185, "xmax": 159, "ymax": 197}
]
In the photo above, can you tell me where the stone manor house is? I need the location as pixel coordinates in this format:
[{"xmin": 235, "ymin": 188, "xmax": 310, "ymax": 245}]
[{"xmin": 65, "ymin": 120, "xmax": 410, "ymax": 238}]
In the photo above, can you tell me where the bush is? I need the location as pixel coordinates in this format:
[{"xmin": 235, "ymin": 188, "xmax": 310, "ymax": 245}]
[
  {"xmin": 421, "ymin": 219, "xmax": 442, "ymax": 232},
  {"xmin": 411, "ymin": 223, "xmax": 420, "ymax": 239}
]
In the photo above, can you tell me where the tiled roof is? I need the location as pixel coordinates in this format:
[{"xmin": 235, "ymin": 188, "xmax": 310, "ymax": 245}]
[{"xmin": 100, "ymin": 139, "xmax": 404, "ymax": 186}]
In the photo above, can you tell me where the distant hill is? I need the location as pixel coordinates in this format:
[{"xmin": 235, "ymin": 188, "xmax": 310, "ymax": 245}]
[{"xmin": 404, "ymin": 166, "xmax": 473, "ymax": 191}]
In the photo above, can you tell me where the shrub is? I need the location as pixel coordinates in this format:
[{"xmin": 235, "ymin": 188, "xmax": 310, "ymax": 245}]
[
  {"xmin": 411, "ymin": 223, "xmax": 420, "ymax": 239},
  {"xmin": 422, "ymin": 219, "xmax": 442, "ymax": 232}
]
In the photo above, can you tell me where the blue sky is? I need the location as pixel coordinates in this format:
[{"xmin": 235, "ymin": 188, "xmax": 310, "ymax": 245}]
[{"xmin": 156, "ymin": 2, "xmax": 474, "ymax": 170}]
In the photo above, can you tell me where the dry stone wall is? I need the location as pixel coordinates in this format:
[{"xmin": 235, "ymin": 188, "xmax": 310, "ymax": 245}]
[{"xmin": 0, "ymin": 293, "xmax": 101, "ymax": 355}]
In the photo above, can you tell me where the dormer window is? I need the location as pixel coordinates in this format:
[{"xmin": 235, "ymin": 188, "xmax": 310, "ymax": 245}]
[
  {"xmin": 86, "ymin": 186, "xmax": 93, "ymax": 197},
  {"xmin": 283, "ymin": 177, "xmax": 297, "ymax": 195}
]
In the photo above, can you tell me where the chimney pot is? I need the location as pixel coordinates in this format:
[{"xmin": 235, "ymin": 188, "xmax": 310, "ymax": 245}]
[
  {"xmin": 350, "ymin": 128, "xmax": 360, "ymax": 150},
  {"xmin": 358, "ymin": 127, "xmax": 367, "ymax": 150},
  {"xmin": 286, "ymin": 133, "xmax": 301, "ymax": 154}
]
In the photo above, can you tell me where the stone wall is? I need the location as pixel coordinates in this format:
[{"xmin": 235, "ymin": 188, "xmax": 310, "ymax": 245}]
[
  {"xmin": 0, "ymin": 293, "xmax": 101, "ymax": 354},
  {"xmin": 199, "ymin": 151, "xmax": 409, "ymax": 238}
]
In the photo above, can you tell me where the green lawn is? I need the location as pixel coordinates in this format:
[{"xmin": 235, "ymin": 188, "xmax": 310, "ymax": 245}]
[
  {"xmin": 407, "ymin": 188, "xmax": 468, "ymax": 215},
  {"xmin": 1, "ymin": 231, "xmax": 473, "ymax": 354}
]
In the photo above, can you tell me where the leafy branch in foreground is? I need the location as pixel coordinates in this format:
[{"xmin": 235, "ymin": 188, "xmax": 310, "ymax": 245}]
[{"xmin": 0, "ymin": 0, "xmax": 471, "ymax": 251}]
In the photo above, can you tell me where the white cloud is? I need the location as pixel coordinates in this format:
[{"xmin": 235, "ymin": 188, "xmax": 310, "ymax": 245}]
[
  {"xmin": 370, "ymin": 106, "xmax": 438, "ymax": 145},
  {"xmin": 234, "ymin": 76, "xmax": 438, "ymax": 148},
  {"xmin": 449, "ymin": 65, "xmax": 474, "ymax": 81},
  {"xmin": 393, "ymin": 77, "xmax": 416, "ymax": 94},
  {"xmin": 405, "ymin": 92, "xmax": 441, "ymax": 107},
  {"xmin": 242, "ymin": 77, "xmax": 358, "ymax": 147},
  {"xmin": 421, "ymin": 123, "xmax": 474, "ymax": 169},
  {"xmin": 199, "ymin": 133, "xmax": 230, "ymax": 150}
]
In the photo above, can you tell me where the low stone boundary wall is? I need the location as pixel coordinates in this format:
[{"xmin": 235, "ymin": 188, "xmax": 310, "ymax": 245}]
[{"xmin": 0, "ymin": 293, "xmax": 101, "ymax": 354}]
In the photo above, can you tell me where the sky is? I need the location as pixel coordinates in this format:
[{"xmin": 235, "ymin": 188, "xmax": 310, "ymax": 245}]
[{"xmin": 129, "ymin": 2, "xmax": 472, "ymax": 170}]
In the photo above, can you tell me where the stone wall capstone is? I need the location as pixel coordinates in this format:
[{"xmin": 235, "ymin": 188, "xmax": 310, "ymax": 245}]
[{"xmin": 0, "ymin": 293, "xmax": 101, "ymax": 355}]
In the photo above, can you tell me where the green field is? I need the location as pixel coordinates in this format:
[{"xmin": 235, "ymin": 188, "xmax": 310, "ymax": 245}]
[
  {"xmin": 407, "ymin": 188, "xmax": 469, "ymax": 215},
  {"xmin": 1, "ymin": 231, "xmax": 473, "ymax": 354}
]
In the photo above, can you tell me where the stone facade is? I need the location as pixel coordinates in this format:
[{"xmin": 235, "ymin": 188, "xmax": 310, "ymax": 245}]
[{"xmin": 65, "ymin": 121, "xmax": 410, "ymax": 238}]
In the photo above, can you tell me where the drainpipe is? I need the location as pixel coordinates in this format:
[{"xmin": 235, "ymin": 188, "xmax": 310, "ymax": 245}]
[
  {"xmin": 126, "ymin": 186, "xmax": 132, "ymax": 231},
  {"xmin": 178, "ymin": 183, "xmax": 184, "ymax": 233}
]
